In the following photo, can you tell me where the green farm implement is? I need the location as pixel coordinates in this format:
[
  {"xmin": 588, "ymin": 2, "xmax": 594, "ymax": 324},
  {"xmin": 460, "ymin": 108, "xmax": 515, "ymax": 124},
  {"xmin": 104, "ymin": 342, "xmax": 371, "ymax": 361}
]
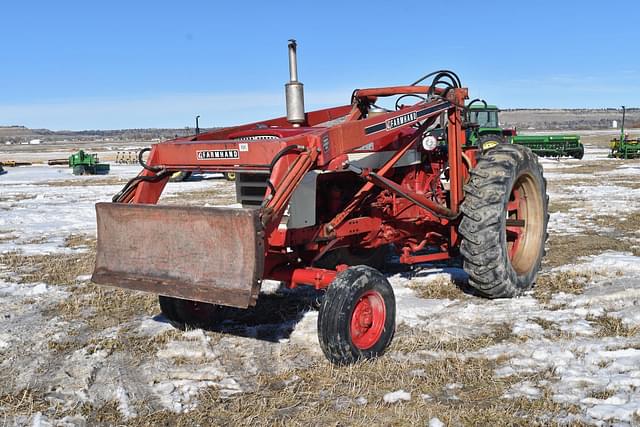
[
  {"xmin": 69, "ymin": 150, "xmax": 110, "ymax": 175},
  {"xmin": 610, "ymin": 106, "xmax": 640, "ymax": 159},
  {"xmin": 466, "ymin": 100, "xmax": 584, "ymax": 158},
  {"xmin": 512, "ymin": 134, "xmax": 584, "ymax": 159}
]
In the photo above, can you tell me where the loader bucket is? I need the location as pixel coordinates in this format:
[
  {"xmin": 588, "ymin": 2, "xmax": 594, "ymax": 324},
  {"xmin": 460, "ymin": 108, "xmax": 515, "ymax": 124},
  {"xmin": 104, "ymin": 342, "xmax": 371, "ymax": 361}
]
[{"xmin": 91, "ymin": 203, "xmax": 265, "ymax": 308}]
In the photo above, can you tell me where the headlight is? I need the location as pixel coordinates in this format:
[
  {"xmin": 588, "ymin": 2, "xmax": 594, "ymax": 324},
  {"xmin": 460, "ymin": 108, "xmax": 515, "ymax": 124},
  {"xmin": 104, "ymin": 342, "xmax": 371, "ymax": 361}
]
[{"xmin": 422, "ymin": 134, "xmax": 438, "ymax": 151}]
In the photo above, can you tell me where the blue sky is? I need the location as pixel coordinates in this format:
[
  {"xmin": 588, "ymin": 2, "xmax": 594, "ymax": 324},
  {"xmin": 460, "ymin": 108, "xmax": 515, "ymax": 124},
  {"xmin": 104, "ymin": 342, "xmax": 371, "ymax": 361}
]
[{"xmin": 1, "ymin": 0, "xmax": 638, "ymax": 130}]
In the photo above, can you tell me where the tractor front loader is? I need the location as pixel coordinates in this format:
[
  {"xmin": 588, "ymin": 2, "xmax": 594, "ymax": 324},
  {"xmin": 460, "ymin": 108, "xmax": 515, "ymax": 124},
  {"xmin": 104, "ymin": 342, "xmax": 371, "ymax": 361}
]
[{"xmin": 92, "ymin": 41, "xmax": 548, "ymax": 364}]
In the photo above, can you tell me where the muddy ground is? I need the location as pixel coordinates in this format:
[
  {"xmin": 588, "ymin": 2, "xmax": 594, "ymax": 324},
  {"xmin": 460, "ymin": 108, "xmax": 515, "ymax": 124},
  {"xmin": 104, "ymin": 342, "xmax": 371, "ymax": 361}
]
[{"xmin": 2, "ymin": 134, "xmax": 640, "ymax": 426}]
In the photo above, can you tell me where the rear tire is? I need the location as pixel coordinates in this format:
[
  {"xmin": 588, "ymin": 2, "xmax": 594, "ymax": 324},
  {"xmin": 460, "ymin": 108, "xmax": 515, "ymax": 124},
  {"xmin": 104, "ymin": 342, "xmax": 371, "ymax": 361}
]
[
  {"xmin": 459, "ymin": 144, "xmax": 548, "ymax": 298},
  {"xmin": 318, "ymin": 265, "xmax": 395, "ymax": 365},
  {"xmin": 159, "ymin": 295, "xmax": 219, "ymax": 330},
  {"xmin": 477, "ymin": 134, "xmax": 506, "ymax": 151},
  {"xmin": 170, "ymin": 171, "xmax": 192, "ymax": 182}
]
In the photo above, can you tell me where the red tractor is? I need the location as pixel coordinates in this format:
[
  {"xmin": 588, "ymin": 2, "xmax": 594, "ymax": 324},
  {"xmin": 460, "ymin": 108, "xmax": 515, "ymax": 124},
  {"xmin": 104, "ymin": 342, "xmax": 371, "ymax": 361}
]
[{"xmin": 92, "ymin": 40, "xmax": 548, "ymax": 364}]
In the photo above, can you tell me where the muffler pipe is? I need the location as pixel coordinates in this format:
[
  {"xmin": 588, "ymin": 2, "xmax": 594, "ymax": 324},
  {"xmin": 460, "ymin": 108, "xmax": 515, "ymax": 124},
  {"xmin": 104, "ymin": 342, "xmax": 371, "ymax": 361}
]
[{"xmin": 285, "ymin": 39, "xmax": 305, "ymax": 126}]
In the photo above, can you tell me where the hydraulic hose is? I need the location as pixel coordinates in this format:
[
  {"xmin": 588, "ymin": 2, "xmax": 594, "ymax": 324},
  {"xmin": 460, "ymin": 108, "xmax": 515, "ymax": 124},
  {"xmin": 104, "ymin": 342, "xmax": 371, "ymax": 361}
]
[
  {"xmin": 411, "ymin": 70, "xmax": 461, "ymax": 88},
  {"xmin": 263, "ymin": 145, "xmax": 308, "ymax": 201},
  {"xmin": 138, "ymin": 147, "xmax": 164, "ymax": 173}
]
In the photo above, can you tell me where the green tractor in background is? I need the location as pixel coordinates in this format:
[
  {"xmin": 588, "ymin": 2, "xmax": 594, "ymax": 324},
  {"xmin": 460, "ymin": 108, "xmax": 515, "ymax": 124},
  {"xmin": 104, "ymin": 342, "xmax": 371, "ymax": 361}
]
[
  {"xmin": 466, "ymin": 100, "xmax": 584, "ymax": 159},
  {"xmin": 465, "ymin": 100, "xmax": 517, "ymax": 150},
  {"xmin": 610, "ymin": 106, "xmax": 640, "ymax": 159},
  {"xmin": 69, "ymin": 150, "xmax": 110, "ymax": 175}
]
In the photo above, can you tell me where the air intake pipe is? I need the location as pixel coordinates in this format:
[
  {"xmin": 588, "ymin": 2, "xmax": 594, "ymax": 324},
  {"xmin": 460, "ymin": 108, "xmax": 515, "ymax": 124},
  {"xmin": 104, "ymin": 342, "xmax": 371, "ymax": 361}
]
[{"xmin": 285, "ymin": 39, "xmax": 305, "ymax": 126}]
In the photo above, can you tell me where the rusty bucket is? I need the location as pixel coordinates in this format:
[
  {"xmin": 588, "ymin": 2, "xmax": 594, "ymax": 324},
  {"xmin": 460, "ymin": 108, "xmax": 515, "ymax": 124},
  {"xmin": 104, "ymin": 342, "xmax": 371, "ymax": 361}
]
[{"xmin": 91, "ymin": 203, "xmax": 264, "ymax": 308}]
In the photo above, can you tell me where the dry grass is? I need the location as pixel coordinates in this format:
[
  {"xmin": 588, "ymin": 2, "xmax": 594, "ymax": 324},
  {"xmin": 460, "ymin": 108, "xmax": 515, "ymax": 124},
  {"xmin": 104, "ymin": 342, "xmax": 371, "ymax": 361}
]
[
  {"xmin": 544, "ymin": 233, "xmax": 637, "ymax": 268},
  {"xmin": 42, "ymin": 357, "xmax": 576, "ymax": 427},
  {"xmin": 0, "ymin": 240, "xmax": 159, "ymax": 329},
  {"xmin": 0, "ymin": 389, "xmax": 53, "ymax": 419},
  {"xmin": 530, "ymin": 317, "xmax": 576, "ymax": 340},
  {"xmin": 161, "ymin": 187, "xmax": 236, "ymax": 207},
  {"xmin": 0, "ymin": 194, "xmax": 37, "ymax": 203},
  {"xmin": 533, "ymin": 271, "xmax": 592, "ymax": 303},
  {"xmin": 2, "ymin": 357, "xmax": 577, "ymax": 426},
  {"xmin": 84, "ymin": 328, "xmax": 184, "ymax": 359},
  {"xmin": 611, "ymin": 180, "xmax": 640, "ymax": 190},
  {"xmin": 0, "ymin": 250, "xmax": 94, "ymax": 285},
  {"xmin": 548, "ymin": 199, "xmax": 578, "ymax": 214},
  {"xmin": 588, "ymin": 389, "xmax": 616, "ymax": 400},
  {"xmin": 406, "ymin": 275, "xmax": 469, "ymax": 300},
  {"xmin": 44, "ymin": 177, "xmax": 128, "ymax": 187},
  {"xmin": 557, "ymin": 162, "xmax": 620, "ymax": 175},
  {"xmin": 64, "ymin": 234, "xmax": 96, "ymax": 248},
  {"xmin": 592, "ymin": 212, "xmax": 640, "ymax": 235},
  {"xmin": 587, "ymin": 314, "xmax": 640, "ymax": 338},
  {"xmin": 50, "ymin": 283, "xmax": 159, "ymax": 329},
  {"xmin": 393, "ymin": 323, "xmax": 516, "ymax": 354}
]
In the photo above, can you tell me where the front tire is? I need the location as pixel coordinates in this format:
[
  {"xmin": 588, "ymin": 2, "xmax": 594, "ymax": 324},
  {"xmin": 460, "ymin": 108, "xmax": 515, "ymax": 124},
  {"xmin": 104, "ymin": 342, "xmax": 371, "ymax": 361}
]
[
  {"xmin": 459, "ymin": 144, "xmax": 548, "ymax": 298},
  {"xmin": 318, "ymin": 265, "xmax": 395, "ymax": 365},
  {"xmin": 159, "ymin": 295, "xmax": 219, "ymax": 330},
  {"xmin": 477, "ymin": 134, "xmax": 506, "ymax": 151},
  {"xmin": 73, "ymin": 165, "xmax": 87, "ymax": 175}
]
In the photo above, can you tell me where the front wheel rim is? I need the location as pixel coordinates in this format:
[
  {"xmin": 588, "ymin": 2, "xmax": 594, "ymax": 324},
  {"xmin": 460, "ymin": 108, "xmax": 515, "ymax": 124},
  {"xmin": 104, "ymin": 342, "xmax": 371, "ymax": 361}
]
[{"xmin": 350, "ymin": 290, "xmax": 386, "ymax": 350}]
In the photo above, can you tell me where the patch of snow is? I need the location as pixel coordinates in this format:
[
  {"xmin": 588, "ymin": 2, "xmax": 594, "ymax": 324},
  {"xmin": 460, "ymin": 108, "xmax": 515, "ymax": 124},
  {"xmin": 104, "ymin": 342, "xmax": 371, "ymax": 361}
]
[
  {"xmin": 287, "ymin": 311, "xmax": 321, "ymax": 352},
  {"xmin": 115, "ymin": 386, "xmax": 136, "ymax": 419},
  {"xmin": 503, "ymin": 381, "xmax": 541, "ymax": 399},
  {"xmin": 388, "ymin": 269, "xmax": 461, "ymax": 327},
  {"xmin": 0, "ymin": 280, "xmax": 52, "ymax": 297},
  {"xmin": 0, "ymin": 165, "xmax": 235, "ymax": 255},
  {"xmin": 383, "ymin": 389, "xmax": 411, "ymax": 403},
  {"xmin": 355, "ymin": 396, "xmax": 368, "ymax": 405},
  {"xmin": 137, "ymin": 317, "xmax": 175, "ymax": 336},
  {"xmin": 0, "ymin": 335, "xmax": 10, "ymax": 350}
]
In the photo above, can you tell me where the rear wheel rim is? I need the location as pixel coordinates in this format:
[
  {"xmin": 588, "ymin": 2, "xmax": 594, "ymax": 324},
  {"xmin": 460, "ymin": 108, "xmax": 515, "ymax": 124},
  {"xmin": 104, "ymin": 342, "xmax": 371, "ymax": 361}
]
[
  {"xmin": 350, "ymin": 290, "xmax": 386, "ymax": 350},
  {"xmin": 505, "ymin": 173, "xmax": 543, "ymax": 275}
]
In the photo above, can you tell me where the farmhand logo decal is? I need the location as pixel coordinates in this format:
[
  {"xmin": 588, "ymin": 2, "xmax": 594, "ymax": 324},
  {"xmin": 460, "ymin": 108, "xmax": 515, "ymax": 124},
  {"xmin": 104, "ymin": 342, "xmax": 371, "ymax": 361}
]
[
  {"xmin": 196, "ymin": 149, "xmax": 239, "ymax": 160},
  {"xmin": 363, "ymin": 101, "xmax": 451, "ymax": 135}
]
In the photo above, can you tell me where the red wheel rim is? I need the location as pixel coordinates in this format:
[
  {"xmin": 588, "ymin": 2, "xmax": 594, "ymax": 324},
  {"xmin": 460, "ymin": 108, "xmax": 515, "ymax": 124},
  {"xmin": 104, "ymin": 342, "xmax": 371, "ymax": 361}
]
[
  {"xmin": 350, "ymin": 290, "xmax": 386, "ymax": 350},
  {"xmin": 504, "ymin": 173, "xmax": 543, "ymax": 276},
  {"xmin": 506, "ymin": 187, "xmax": 526, "ymax": 261}
]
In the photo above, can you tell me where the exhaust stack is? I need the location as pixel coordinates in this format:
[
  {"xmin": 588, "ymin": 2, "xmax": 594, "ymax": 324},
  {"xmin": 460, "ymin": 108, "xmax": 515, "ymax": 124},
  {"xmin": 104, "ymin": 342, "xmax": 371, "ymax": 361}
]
[{"xmin": 285, "ymin": 39, "xmax": 305, "ymax": 126}]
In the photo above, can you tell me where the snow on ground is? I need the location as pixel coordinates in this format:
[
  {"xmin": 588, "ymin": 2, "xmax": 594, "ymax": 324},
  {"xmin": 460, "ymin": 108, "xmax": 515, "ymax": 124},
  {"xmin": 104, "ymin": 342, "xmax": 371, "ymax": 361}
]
[
  {"xmin": 0, "ymin": 165, "xmax": 231, "ymax": 254},
  {"xmin": 2, "ymin": 145, "xmax": 640, "ymax": 425}
]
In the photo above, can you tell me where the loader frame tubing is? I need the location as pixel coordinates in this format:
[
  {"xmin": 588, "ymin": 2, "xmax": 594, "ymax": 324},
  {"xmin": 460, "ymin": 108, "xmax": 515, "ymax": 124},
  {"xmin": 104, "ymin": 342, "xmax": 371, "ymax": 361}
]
[{"xmin": 93, "ymin": 85, "xmax": 473, "ymax": 307}]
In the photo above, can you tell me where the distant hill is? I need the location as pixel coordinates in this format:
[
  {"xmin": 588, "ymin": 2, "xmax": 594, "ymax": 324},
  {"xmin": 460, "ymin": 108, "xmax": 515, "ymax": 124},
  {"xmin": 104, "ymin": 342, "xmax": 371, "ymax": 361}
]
[
  {"xmin": 499, "ymin": 108, "xmax": 639, "ymax": 131},
  {"xmin": 0, "ymin": 126, "xmax": 205, "ymax": 144},
  {"xmin": 1, "ymin": 108, "xmax": 637, "ymax": 141}
]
